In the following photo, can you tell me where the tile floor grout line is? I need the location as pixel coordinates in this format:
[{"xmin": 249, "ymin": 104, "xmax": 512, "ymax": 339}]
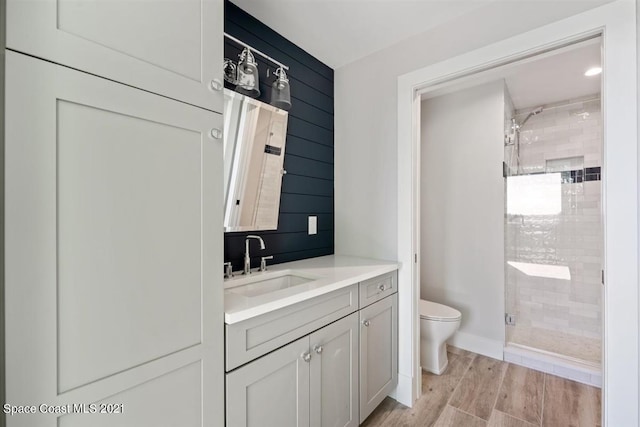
[
  {"xmin": 487, "ymin": 361, "xmax": 510, "ymax": 420},
  {"xmin": 492, "ymin": 409, "xmax": 539, "ymax": 427},
  {"xmin": 444, "ymin": 351, "xmax": 476, "ymax": 408},
  {"xmin": 540, "ymin": 373, "xmax": 546, "ymax": 427},
  {"xmin": 450, "ymin": 404, "xmax": 491, "ymax": 424},
  {"xmin": 433, "ymin": 350, "xmax": 477, "ymax": 425}
]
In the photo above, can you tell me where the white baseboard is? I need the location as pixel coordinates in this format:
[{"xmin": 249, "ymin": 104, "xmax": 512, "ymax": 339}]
[
  {"xmin": 390, "ymin": 372, "xmax": 414, "ymax": 407},
  {"xmin": 448, "ymin": 331, "xmax": 504, "ymax": 360}
]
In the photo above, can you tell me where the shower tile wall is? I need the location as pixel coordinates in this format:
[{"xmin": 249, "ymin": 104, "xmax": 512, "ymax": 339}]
[{"xmin": 506, "ymin": 96, "xmax": 602, "ymax": 364}]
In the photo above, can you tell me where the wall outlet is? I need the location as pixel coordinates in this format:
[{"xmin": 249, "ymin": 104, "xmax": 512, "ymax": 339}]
[{"xmin": 308, "ymin": 216, "xmax": 317, "ymax": 235}]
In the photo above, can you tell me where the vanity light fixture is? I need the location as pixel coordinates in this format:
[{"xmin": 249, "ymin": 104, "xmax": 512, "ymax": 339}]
[
  {"xmin": 223, "ymin": 32, "xmax": 292, "ymax": 110},
  {"xmin": 584, "ymin": 66, "xmax": 602, "ymax": 76},
  {"xmin": 235, "ymin": 48, "xmax": 260, "ymax": 97},
  {"xmin": 271, "ymin": 67, "xmax": 292, "ymax": 110}
]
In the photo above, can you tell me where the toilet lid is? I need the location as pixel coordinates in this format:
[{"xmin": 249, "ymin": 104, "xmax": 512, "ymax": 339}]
[{"xmin": 419, "ymin": 300, "xmax": 461, "ymax": 321}]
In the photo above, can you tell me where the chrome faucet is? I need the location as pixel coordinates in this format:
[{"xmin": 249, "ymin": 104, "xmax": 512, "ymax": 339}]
[{"xmin": 244, "ymin": 235, "xmax": 265, "ymax": 274}]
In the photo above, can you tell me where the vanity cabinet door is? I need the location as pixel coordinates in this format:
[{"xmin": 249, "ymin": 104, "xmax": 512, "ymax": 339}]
[
  {"xmin": 226, "ymin": 336, "xmax": 311, "ymax": 427},
  {"xmin": 309, "ymin": 312, "xmax": 359, "ymax": 427},
  {"xmin": 359, "ymin": 294, "xmax": 398, "ymax": 422},
  {"xmin": 7, "ymin": 0, "xmax": 223, "ymax": 112}
]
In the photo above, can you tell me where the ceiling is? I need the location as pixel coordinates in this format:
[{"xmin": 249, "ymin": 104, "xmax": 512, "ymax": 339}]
[
  {"xmin": 421, "ymin": 38, "xmax": 601, "ymax": 110},
  {"xmin": 504, "ymin": 41, "xmax": 601, "ymax": 110},
  {"xmin": 230, "ymin": 0, "xmax": 493, "ymax": 69},
  {"xmin": 233, "ymin": 1, "xmax": 601, "ymax": 104}
]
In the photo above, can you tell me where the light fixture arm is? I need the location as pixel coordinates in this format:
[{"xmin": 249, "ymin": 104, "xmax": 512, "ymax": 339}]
[{"xmin": 224, "ymin": 32, "xmax": 289, "ymax": 71}]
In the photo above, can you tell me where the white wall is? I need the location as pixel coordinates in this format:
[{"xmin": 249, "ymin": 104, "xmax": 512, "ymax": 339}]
[
  {"xmin": 334, "ymin": 0, "xmax": 613, "ymax": 261},
  {"xmin": 334, "ymin": 0, "xmax": 617, "ymax": 408},
  {"xmin": 420, "ymin": 81, "xmax": 506, "ymax": 358}
]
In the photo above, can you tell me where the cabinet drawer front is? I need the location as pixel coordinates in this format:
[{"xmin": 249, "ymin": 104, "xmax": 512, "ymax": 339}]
[
  {"xmin": 226, "ymin": 284, "xmax": 358, "ymax": 371},
  {"xmin": 359, "ymin": 271, "xmax": 397, "ymax": 308}
]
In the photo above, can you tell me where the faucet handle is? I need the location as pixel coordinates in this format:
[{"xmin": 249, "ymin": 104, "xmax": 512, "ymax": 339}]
[
  {"xmin": 260, "ymin": 256, "xmax": 274, "ymax": 272},
  {"xmin": 224, "ymin": 262, "xmax": 233, "ymax": 279}
]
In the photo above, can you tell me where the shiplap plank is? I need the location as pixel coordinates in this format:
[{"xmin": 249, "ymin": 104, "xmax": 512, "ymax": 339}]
[
  {"xmin": 288, "ymin": 116, "xmax": 333, "ymax": 147},
  {"xmin": 280, "ymin": 194, "xmax": 333, "ymax": 214},
  {"xmin": 284, "ymin": 155, "xmax": 333, "ymax": 181},
  {"xmin": 285, "ymin": 136, "xmax": 334, "ymax": 164},
  {"xmin": 282, "ymin": 175, "xmax": 333, "ymax": 197}
]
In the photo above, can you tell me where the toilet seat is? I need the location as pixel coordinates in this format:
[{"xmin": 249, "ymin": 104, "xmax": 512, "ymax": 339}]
[{"xmin": 419, "ymin": 300, "xmax": 461, "ymax": 322}]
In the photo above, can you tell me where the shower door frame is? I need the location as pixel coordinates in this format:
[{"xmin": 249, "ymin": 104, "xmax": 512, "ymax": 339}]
[{"xmin": 396, "ymin": 1, "xmax": 637, "ymax": 425}]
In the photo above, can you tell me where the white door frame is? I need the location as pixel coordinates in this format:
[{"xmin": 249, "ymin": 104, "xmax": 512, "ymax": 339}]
[{"xmin": 396, "ymin": 1, "xmax": 637, "ymax": 425}]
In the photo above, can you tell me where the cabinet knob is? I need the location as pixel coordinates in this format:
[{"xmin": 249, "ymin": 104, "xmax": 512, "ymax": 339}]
[
  {"xmin": 362, "ymin": 320, "xmax": 370, "ymax": 327},
  {"xmin": 301, "ymin": 352, "xmax": 311, "ymax": 362},
  {"xmin": 210, "ymin": 128, "xmax": 223, "ymax": 139},
  {"xmin": 313, "ymin": 345, "xmax": 323, "ymax": 355},
  {"xmin": 210, "ymin": 79, "xmax": 223, "ymax": 91},
  {"xmin": 378, "ymin": 284, "xmax": 385, "ymax": 292}
]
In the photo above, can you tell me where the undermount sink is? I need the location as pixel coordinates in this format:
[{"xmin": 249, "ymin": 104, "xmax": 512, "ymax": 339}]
[{"xmin": 226, "ymin": 270, "xmax": 320, "ymax": 298}]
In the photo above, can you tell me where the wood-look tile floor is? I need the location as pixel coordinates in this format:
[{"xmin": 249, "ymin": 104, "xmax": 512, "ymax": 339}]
[{"xmin": 362, "ymin": 346, "xmax": 601, "ymax": 427}]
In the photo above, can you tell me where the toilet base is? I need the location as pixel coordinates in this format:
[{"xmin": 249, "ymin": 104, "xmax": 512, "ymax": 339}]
[
  {"xmin": 420, "ymin": 340, "xmax": 449, "ymax": 375},
  {"xmin": 422, "ymin": 358, "xmax": 448, "ymax": 375}
]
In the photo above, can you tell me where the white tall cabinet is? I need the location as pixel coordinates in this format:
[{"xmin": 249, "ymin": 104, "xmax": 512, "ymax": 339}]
[{"xmin": 2, "ymin": 0, "xmax": 224, "ymax": 426}]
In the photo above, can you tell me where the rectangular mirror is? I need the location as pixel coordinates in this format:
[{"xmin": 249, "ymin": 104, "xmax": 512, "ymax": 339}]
[{"xmin": 223, "ymin": 89, "xmax": 289, "ymax": 232}]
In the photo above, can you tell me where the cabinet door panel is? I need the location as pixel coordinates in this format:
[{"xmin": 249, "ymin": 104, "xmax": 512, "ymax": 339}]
[
  {"xmin": 359, "ymin": 294, "xmax": 398, "ymax": 422},
  {"xmin": 309, "ymin": 312, "xmax": 359, "ymax": 427},
  {"xmin": 226, "ymin": 337, "xmax": 311, "ymax": 427},
  {"xmin": 5, "ymin": 50, "xmax": 224, "ymax": 427},
  {"xmin": 7, "ymin": 0, "xmax": 223, "ymax": 112}
]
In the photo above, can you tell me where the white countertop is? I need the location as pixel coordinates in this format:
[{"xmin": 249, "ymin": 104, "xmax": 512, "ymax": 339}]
[{"xmin": 224, "ymin": 255, "xmax": 399, "ymax": 324}]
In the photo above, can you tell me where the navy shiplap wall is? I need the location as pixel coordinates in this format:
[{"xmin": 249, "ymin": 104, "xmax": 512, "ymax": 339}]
[{"xmin": 224, "ymin": 1, "xmax": 334, "ymax": 270}]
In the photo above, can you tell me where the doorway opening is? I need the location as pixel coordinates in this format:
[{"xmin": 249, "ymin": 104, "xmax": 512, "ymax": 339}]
[
  {"xmin": 397, "ymin": 2, "xmax": 638, "ymax": 423},
  {"xmin": 419, "ymin": 37, "xmax": 602, "ymax": 386}
]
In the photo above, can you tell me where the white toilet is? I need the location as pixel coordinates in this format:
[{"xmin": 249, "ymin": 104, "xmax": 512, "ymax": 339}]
[{"xmin": 419, "ymin": 299, "xmax": 462, "ymax": 375}]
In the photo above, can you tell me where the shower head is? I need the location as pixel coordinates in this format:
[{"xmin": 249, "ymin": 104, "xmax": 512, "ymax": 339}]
[{"xmin": 519, "ymin": 105, "xmax": 544, "ymax": 129}]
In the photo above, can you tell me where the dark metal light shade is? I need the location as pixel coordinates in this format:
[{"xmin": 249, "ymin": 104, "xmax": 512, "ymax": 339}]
[
  {"xmin": 270, "ymin": 67, "xmax": 291, "ymax": 110},
  {"xmin": 235, "ymin": 48, "xmax": 260, "ymax": 97}
]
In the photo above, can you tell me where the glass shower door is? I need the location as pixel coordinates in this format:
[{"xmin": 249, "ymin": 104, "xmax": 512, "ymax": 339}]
[{"xmin": 504, "ymin": 99, "xmax": 602, "ymax": 366}]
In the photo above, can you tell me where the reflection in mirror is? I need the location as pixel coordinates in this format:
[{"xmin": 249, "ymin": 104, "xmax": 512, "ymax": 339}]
[{"xmin": 224, "ymin": 89, "xmax": 289, "ymax": 232}]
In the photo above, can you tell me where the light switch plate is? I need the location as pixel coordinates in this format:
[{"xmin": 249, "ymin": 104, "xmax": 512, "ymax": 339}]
[{"xmin": 308, "ymin": 216, "xmax": 317, "ymax": 235}]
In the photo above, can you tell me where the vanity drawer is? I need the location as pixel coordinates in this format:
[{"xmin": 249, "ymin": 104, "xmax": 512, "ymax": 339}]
[
  {"xmin": 226, "ymin": 283, "xmax": 358, "ymax": 371},
  {"xmin": 359, "ymin": 271, "xmax": 397, "ymax": 308}
]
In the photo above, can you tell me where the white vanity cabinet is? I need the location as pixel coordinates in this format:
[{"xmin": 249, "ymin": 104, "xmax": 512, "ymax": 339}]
[
  {"xmin": 6, "ymin": 0, "xmax": 224, "ymax": 112},
  {"xmin": 225, "ymin": 268, "xmax": 399, "ymax": 427},
  {"xmin": 359, "ymin": 294, "xmax": 398, "ymax": 422},
  {"xmin": 226, "ymin": 312, "xmax": 359, "ymax": 427}
]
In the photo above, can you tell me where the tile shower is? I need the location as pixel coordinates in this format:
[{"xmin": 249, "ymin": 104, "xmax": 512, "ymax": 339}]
[{"xmin": 503, "ymin": 96, "xmax": 602, "ymax": 385}]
